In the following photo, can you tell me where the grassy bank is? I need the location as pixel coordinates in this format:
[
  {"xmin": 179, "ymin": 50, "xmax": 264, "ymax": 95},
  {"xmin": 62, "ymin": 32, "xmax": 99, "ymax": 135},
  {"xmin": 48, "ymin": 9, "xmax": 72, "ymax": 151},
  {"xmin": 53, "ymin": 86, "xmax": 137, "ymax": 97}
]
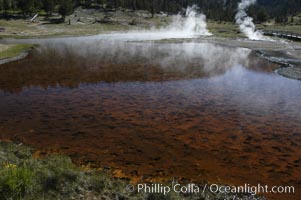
[
  {"xmin": 0, "ymin": 141, "xmax": 138, "ymax": 200},
  {"xmin": 0, "ymin": 141, "xmax": 264, "ymax": 200},
  {"xmin": 0, "ymin": 8, "xmax": 163, "ymax": 39},
  {"xmin": 0, "ymin": 19, "xmax": 131, "ymax": 39},
  {"xmin": 207, "ymin": 21, "xmax": 243, "ymax": 38},
  {"xmin": 1, "ymin": 8, "xmax": 300, "ymax": 40},
  {"xmin": 0, "ymin": 44, "xmax": 34, "ymax": 60}
]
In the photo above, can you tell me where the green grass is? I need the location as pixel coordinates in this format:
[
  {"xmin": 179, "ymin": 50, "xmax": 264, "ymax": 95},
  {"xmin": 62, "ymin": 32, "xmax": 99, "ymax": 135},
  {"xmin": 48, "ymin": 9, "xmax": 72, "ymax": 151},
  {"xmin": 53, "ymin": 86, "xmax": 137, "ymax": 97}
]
[
  {"xmin": 0, "ymin": 142, "xmax": 135, "ymax": 200},
  {"xmin": 0, "ymin": 164, "xmax": 33, "ymax": 199},
  {"xmin": 259, "ymin": 24, "xmax": 301, "ymax": 34},
  {"xmin": 0, "ymin": 44, "xmax": 34, "ymax": 60},
  {"xmin": 207, "ymin": 21, "xmax": 244, "ymax": 38},
  {"xmin": 0, "ymin": 19, "xmax": 132, "ymax": 39},
  {"xmin": 1, "ymin": 13, "xmax": 301, "ymax": 40},
  {"xmin": 0, "ymin": 141, "xmax": 265, "ymax": 200}
]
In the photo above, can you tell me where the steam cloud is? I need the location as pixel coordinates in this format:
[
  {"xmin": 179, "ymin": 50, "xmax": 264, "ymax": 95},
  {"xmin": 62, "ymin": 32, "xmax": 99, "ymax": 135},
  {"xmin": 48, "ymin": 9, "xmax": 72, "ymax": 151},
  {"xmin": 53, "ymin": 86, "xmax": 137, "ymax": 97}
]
[
  {"xmin": 167, "ymin": 5, "xmax": 211, "ymax": 36},
  {"xmin": 235, "ymin": 0, "xmax": 265, "ymax": 40},
  {"xmin": 134, "ymin": 5, "xmax": 212, "ymax": 40},
  {"xmin": 92, "ymin": 5, "xmax": 211, "ymax": 41}
]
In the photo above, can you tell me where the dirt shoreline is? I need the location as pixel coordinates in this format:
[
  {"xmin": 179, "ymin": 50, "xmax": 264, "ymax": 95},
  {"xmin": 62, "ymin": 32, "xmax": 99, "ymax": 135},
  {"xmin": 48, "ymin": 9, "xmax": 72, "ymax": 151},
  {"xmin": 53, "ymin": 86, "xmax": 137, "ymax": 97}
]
[
  {"xmin": 0, "ymin": 43, "xmax": 35, "ymax": 65},
  {"xmin": 193, "ymin": 36, "xmax": 301, "ymax": 80},
  {"xmin": 0, "ymin": 51, "xmax": 29, "ymax": 65}
]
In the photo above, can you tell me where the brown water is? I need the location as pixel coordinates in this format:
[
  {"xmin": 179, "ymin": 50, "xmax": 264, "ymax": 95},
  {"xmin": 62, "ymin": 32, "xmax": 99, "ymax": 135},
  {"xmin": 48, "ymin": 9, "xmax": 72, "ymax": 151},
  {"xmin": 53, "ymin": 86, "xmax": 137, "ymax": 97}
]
[{"xmin": 0, "ymin": 38, "xmax": 301, "ymax": 199}]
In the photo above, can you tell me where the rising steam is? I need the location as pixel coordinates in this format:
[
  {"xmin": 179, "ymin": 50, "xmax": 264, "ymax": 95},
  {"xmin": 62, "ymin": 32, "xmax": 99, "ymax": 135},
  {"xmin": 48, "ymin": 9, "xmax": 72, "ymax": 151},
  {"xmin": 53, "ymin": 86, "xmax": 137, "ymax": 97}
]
[
  {"xmin": 235, "ymin": 0, "xmax": 265, "ymax": 40},
  {"xmin": 166, "ymin": 5, "xmax": 211, "ymax": 36},
  {"xmin": 134, "ymin": 5, "xmax": 211, "ymax": 40},
  {"xmin": 93, "ymin": 5, "xmax": 211, "ymax": 41}
]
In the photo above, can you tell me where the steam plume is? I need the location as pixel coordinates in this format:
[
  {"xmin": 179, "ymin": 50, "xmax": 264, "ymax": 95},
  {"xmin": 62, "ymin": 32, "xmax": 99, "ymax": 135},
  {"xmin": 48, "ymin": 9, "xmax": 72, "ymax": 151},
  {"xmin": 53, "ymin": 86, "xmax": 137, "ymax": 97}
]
[
  {"xmin": 235, "ymin": 0, "xmax": 265, "ymax": 40},
  {"xmin": 92, "ymin": 5, "xmax": 211, "ymax": 41},
  {"xmin": 167, "ymin": 5, "xmax": 211, "ymax": 36}
]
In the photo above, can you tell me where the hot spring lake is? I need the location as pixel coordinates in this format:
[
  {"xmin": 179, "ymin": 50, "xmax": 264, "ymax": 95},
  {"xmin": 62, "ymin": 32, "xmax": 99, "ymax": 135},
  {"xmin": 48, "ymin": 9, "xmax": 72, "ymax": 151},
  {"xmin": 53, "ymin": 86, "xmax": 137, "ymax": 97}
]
[{"xmin": 0, "ymin": 36, "xmax": 301, "ymax": 195}]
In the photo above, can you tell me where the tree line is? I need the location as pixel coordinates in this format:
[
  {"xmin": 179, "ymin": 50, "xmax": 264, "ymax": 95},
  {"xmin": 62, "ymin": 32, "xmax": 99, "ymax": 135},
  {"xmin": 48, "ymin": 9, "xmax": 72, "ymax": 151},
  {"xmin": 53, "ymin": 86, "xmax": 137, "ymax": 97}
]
[{"xmin": 0, "ymin": 0, "xmax": 300, "ymax": 23}]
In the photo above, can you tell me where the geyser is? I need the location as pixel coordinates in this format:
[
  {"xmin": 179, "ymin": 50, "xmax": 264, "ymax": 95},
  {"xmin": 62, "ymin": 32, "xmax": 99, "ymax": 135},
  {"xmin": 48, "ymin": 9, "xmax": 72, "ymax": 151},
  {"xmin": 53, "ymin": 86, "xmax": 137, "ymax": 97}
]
[
  {"xmin": 235, "ymin": 0, "xmax": 266, "ymax": 40},
  {"xmin": 166, "ymin": 5, "xmax": 211, "ymax": 36}
]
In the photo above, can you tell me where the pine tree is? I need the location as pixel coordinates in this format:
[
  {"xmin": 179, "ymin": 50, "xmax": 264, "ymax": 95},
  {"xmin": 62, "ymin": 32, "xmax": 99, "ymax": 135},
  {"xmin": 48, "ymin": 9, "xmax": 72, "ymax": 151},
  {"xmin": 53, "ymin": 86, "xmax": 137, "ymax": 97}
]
[
  {"xmin": 59, "ymin": 0, "xmax": 73, "ymax": 21},
  {"xmin": 43, "ymin": 0, "xmax": 55, "ymax": 17}
]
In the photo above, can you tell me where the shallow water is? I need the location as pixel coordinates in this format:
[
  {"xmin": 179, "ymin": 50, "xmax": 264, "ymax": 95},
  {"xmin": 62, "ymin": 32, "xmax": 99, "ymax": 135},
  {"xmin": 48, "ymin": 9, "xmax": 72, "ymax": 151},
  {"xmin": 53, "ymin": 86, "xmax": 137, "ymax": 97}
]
[{"xmin": 0, "ymin": 37, "xmax": 301, "ymax": 199}]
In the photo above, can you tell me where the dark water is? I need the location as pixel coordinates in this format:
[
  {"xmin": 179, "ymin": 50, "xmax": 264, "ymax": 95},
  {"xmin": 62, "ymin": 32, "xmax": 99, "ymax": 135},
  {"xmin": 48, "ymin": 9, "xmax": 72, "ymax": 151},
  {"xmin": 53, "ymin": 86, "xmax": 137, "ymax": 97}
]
[{"xmin": 0, "ymin": 38, "xmax": 301, "ymax": 199}]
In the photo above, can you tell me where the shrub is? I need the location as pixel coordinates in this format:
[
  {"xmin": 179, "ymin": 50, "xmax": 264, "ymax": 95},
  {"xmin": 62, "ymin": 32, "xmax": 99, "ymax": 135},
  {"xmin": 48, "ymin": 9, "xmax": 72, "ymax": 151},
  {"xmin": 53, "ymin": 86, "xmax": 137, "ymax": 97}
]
[{"xmin": 0, "ymin": 163, "xmax": 34, "ymax": 199}]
